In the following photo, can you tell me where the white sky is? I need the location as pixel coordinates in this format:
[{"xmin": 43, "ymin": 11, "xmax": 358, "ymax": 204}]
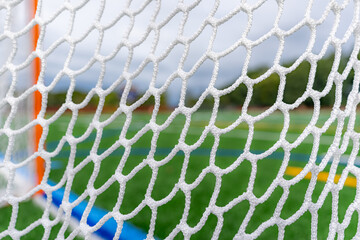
[{"xmin": 1, "ymin": 0, "xmax": 358, "ymax": 105}]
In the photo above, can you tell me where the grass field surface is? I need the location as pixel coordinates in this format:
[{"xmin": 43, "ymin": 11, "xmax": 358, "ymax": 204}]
[{"xmin": 0, "ymin": 109, "xmax": 359, "ymax": 239}]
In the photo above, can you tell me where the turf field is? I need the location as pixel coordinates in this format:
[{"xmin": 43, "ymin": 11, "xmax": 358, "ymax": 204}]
[{"xmin": 1, "ymin": 109, "xmax": 359, "ymax": 239}]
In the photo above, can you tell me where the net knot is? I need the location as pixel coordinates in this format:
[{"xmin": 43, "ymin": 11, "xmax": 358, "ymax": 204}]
[
  {"xmin": 207, "ymin": 17, "xmax": 217, "ymax": 27},
  {"xmin": 79, "ymin": 223, "xmax": 90, "ymax": 236},
  {"xmin": 179, "ymin": 182, "xmax": 190, "ymax": 192},
  {"xmin": 120, "ymin": 103, "xmax": 130, "ymax": 114},
  {"xmin": 6, "ymin": 63, "xmax": 15, "ymax": 72},
  {"xmin": 37, "ymin": 117, "xmax": 46, "ymax": 127},
  {"xmin": 87, "ymin": 186, "xmax": 96, "ymax": 198},
  {"xmin": 63, "ymin": 2, "xmax": 74, "ymax": 11},
  {"xmin": 148, "ymin": 53, "xmax": 157, "ymax": 63},
  {"xmin": 145, "ymin": 196, "xmax": 156, "ymax": 207},
  {"xmin": 34, "ymin": 16, "xmax": 44, "ymax": 26},
  {"xmin": 3, "ymin": 30, "xmax": 14, "ymax": 39},
  {"xmin": 177, "ymin": 3, "xmax": 188, "ymax": 12},
  {"xmin": 94, "ymin": 21, "xmax": 103, "ymax": 31},
  {"xmin": 177, "ymin": 69, "xmax": 188, "ymax": 80},
  {"xmin": 207, "ymin": 51, "xmax": 218, "ymax": 61},
  {"xmin": 5, "ymin": 96, "xmax": 16, "ymax": 106},
  {"xmin": 177, "ymin": 36, "xmax": 188, "ymax": 45},
  {"xmin": 114, "ymin": 172, "xmax": 125, "ymax": 184}
]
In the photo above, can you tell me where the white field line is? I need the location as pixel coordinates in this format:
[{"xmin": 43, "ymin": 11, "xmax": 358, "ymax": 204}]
[
  {"xmin": 321, "ymin": 154, "xmax": 360, "ymax": 166},
  {"xmin": 55, "ymin": 118, "xmax": 360, "ymax": 167},
  {"xmin": 57, "ymin": 119, "xmax": 337, "ymax": 146},
  {"xmin": 160, "ymin": 127, "xmax": 335, "ymax": 146}
]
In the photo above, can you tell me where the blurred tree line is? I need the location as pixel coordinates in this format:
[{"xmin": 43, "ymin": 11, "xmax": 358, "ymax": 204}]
[
  {"xmin": 47, "ymin": 89, "xmax": 166, "ymax": 110},
  {"xmin": 47, "ymin": 91, "xmax": 119, "ymax": 109},
  {"xmin": 47, "ymin": 53, "xmax": 356, "ymax": 110},
  {"xmin": 188, "ymin": 53, "xmax": 356, "ymax": 108}
]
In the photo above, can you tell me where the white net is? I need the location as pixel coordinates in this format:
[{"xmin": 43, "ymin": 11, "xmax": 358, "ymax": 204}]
[
  {"xmin": 0, "ymin": 0, "xmax": 360, "ymax": 239},
  {"xmin": 0, "ymin": 0, "xmax": 33, "ymax": 207}
]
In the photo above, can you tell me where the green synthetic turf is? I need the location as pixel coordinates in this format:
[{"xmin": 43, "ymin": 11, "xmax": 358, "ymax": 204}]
[
  {"xmin": 1, "ymin": 109, "xmax": 359, "ymax": 239},
  {"xmin": 0, "ymin": 201, "xmax": 82, "ymax": 240}
]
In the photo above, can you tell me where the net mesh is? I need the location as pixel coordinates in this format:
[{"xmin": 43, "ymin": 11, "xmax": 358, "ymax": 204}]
[
  {"xmin": 0, "ymin": 0, "xmax": 360, "ymax": 239},
  {"xmin": 0, "ymin": 0, "xmax": 33, "ymax": 207}
]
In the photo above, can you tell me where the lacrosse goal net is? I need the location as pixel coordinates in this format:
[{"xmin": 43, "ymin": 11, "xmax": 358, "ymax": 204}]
[{"xmin": 0, "ymin": 0, "xmax": 360, "ymax": 239}]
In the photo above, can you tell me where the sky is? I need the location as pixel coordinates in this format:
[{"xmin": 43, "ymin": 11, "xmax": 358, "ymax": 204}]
[{"xmin": 1, "ymin": 0, "xmax": 358, "ymax": 106}]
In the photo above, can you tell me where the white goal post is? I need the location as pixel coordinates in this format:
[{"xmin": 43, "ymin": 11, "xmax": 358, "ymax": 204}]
[{"xmin": 0, "ymin": 0, "xmax": 360, "ymax": 239}]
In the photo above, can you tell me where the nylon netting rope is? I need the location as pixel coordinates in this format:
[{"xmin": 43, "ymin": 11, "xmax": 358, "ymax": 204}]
[{"xmin": 0, "ymin": 0, "xmax": 360, "ymax": 239}]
